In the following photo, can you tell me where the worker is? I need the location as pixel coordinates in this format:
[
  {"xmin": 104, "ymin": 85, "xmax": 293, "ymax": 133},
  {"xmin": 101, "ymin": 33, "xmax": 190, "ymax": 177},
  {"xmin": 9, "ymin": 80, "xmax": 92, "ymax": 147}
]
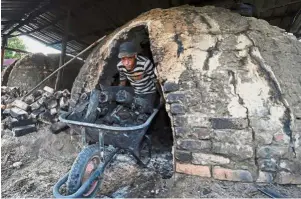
[{"xmin": 117, "ymin": 41, "xmax": 158, "ymax": 108}]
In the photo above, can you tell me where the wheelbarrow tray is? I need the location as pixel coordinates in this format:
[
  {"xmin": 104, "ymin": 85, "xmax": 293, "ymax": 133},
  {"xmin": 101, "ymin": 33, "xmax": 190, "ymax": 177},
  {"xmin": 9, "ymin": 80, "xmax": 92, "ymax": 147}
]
[{"xmin": 59, "ymin": 106, "xmax": 160, "ymax": 151}]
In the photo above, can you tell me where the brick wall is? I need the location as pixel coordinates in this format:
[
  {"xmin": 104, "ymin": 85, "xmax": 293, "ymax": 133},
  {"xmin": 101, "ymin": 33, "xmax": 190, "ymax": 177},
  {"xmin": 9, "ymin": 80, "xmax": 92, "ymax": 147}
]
[{"xmin": 71, "ymin": 6, "xmax": 301, "ymax": 184}]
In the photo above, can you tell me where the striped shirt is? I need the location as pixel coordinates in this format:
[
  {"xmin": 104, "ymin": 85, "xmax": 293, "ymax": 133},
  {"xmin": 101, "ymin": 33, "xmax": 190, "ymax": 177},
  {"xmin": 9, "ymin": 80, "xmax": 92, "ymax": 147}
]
[{"xmin": 117, "ymin": 55, "xmax": 156, "ymax": 94}]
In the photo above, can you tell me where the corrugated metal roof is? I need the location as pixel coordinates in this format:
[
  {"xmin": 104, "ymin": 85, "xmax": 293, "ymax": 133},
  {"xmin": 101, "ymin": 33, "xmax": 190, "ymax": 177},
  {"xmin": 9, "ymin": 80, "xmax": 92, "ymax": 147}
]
[{"xmin": 1, "ymin": 0, "xmax": 301, "ymax": 59}]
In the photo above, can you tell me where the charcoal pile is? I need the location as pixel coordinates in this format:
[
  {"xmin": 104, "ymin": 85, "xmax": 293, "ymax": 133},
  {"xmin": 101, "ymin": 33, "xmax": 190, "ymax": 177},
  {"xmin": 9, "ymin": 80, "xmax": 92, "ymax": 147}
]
[
  {"xmin": 1, "ymin": 86, "xmax": 70, "ymax": 136},
  {"xmin": 69, "ymin": 88, "xmax": 155, "ymax": 127}
]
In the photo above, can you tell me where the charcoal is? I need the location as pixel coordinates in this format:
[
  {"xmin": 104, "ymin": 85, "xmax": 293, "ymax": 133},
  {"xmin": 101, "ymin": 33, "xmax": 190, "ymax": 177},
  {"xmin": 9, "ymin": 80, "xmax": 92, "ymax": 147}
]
[
  {"xmin": 43, "ymin": 86, "xmax": 54, "ymax": 94},
  {"xmin": 23, "ymin": 94, "xmax": 35, "ymax": 104},
  {"xmin": 30, "ymin": 101, "xmax": 41, "ymax": 110},
  {"xmin": 47, "ymin": 99, "xmax": 58, "ymax": 109},
  {"xmin": 10, "ymin": 107, "xmax": 28, "ymax": 119},
  {"xmin": 59, "ymin": 97, "xmax": 69, "ymax": 109},
  {"xmin": 32, "ymin": 90, "xmax": 43, "ymax": 99},
  {"xmin": 50, "ymin": 108, "xmax": 57, "ymax": 115},
  {"xmin": 12, "ymin": 100, "xmax": 30, "ymax": 111},
  {"xmin": 12, "ymin": 124, "xmax": 36, "ymax": 137},
  {"xmin": 30, "ymin": 107, "xmax": 45, "ymax": 119},
  {"xmin": 10, "ymin": 118, "xmax": 36, "ymax": 128},
  {"xmin": 62, "ymin": 89, "xmax": 71, "ymax": 97},
  {"xmin": 54, "ymin": 91, "xmax": 63, "ymax": 99},
  {"xmin": 38, "ymin": 111, "xmax": 54, "ymax": 124},
  {"xmin": 50, "ymin": 122, "xmax": 69, "ymax": 134}
]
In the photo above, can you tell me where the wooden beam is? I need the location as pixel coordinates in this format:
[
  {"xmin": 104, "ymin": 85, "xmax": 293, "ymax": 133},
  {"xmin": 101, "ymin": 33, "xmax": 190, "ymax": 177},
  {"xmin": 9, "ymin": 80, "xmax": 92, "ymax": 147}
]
[{"xmin": 55, "ymin": 10, "xmax": 70, "ymax": 90}]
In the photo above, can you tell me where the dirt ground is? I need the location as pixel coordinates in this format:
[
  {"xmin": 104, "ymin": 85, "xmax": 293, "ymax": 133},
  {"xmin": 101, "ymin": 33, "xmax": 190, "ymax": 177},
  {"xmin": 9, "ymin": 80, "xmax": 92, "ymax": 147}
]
[{"xmin": 1, "ymin": 126, "xmax": 301, "ymax": 198}]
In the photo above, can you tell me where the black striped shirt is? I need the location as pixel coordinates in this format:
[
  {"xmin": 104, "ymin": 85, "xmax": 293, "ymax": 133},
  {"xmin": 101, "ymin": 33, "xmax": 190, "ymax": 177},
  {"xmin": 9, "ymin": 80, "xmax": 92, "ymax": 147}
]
[{"xmin": 117, "ymin": 55, "xmax": 156, "ymax": 94}]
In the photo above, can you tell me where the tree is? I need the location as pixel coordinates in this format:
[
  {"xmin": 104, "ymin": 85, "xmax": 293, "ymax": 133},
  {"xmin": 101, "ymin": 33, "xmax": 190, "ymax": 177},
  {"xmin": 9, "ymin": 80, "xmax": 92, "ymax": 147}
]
[{"xmin": 4, "ymin": 37, "xmax": 27, "ymax": 59}]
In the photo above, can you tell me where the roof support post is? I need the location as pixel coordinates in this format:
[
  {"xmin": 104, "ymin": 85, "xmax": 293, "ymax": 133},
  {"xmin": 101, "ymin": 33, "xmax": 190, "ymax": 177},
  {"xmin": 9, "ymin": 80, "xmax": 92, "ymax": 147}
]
[
  {"xmin": 55, "ymin": 10, "xmax": 70, "ymax": 91},
  {"xmin": 1, "ymin": 37, "xmax": 8, "ymax": 68}
]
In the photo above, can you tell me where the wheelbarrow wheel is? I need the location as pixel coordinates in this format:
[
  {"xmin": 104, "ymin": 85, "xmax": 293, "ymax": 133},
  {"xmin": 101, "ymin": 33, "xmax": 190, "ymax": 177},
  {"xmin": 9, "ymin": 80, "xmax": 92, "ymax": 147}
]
[
  {"xmin": 137, "ymin": 135, "xmax": 152, "ymax": 167},
  {"xmin": 66, "ymin": 144, "xmax": 101, "ymax": 197}
]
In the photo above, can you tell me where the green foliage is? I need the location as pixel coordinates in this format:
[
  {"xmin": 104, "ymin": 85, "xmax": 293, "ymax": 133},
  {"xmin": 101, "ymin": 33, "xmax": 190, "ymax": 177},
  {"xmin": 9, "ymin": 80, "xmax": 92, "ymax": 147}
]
[{"xmin": 4, "ymin": 37, "xmax": 27, "ymax": 59}]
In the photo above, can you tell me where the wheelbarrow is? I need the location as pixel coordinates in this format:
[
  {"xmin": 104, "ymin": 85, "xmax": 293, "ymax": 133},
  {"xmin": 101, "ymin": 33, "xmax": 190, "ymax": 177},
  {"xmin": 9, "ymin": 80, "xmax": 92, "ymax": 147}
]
[{"xmin": 52, "ymin": 99, "xmax": 162, "ymax": 198}]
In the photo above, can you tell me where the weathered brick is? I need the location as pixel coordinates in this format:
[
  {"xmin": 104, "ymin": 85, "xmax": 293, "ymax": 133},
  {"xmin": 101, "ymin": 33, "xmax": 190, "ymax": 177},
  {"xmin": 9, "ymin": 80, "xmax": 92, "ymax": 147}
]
[
  {"xmin": 177, "ymin": 139, "xmax": 211, "ymax": 152},
  {"xmin": 257, "ymin": 146, "xmax": 288, "ymax": 159},
  {"xmin": 175, "ymin": 150, "xmax": 192, "ymax": 163},
  {"xmin": 193, "ymin": 127, "xmax": 211, "ymax": 139},
  {"xmin": 170, "ymin": 103, "xmax": 185, "ymax": 115},
  {"xmin": 210, "ymin": 118, "xmax": 248, "ymax": 129},
  {"xmin": 187, "ymin": 114, "xmax": 211, "ymax": 127},
  {"xmin": 174, "ymin": 127, "xmax": 189, "ymax": 137},
  {"xmin": 212, "ymin": 142, "xmax": 253, "ymax": 160},
  {"xmin": 212, "ymin": 166, "xmax": 253, "ymax": 182},
  {"xmin": 279, "ymin": 160, "xmax": 300, "ymax": 173},
  {"xmin": 12, "ymin": 124, "xmax": 37, "ymax": 137},
  {"xmin": 176, "ymin": 162, "xmax": 211, "ymax": 177},
  {"xmin": 256, "ymin": 171, "xmax": 273, "ymax": 183},
  {"xmin": 211, "ymin": 129, "xmax": 252, "ymax": 144},
  {"xmin": 273, "ymin": 132, "xmax": 290, "ymax": 144},
  {"xmin": 275, "ymin": 171, "xmax": 301, "ymax": 184},
  {"xmin": 173, "ymin": 116, "xmax": 188, "ymax": 126},
  {"xmin": 258, "ymin": 158, "xmax": 277, "ymax": 172},
  {"xmin": 43, "ymin": 86, "xmax": 54, "ymax": 94},
  {"xmin": 163, "ymin": 81, "xmax": 179, "ymax": 93},
  {"xmin": 192, "ymin": 153, "xmax": 230, "ymax": 165},
  {"xmin": 166, "ymin": 93, "xmax": 186, "ymax": 104},
  {"xmin": 255, "ymin": 132, "xmax": 273, "ymax": 145},
  {"xmin": 12, "ymin": 100, "xmax": 30, "ymax": 111}
]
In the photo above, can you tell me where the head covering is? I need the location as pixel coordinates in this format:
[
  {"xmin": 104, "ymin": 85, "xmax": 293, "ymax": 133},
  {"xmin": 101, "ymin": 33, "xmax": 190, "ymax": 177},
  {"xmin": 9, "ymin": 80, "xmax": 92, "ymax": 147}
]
[{"xmin": 118, "ymin": 41, "xmax": 137, "ymax": 58}]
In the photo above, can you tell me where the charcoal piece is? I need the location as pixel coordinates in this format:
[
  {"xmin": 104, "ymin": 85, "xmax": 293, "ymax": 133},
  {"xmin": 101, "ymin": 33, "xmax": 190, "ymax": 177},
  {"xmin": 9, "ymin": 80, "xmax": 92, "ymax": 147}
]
[
  {"xmin": 43, "ymin": 86, "xmax": 54, "ymax": 94},
  {"xmin": 12, "ymin": 124, "xmax": 36, "ymax": 137},
  {"xmin": 23, "ymin": 95, "xmax": 35, "ymax": 104},
  {"xmin": 136, "ymin": 114, "xmax": 149, "ymax": 124},
  {"xmin": 132, "ymin": 97, "xmax": 153, "ymax": 114},
  {"xmin": 10, "ymin": 107, "xmax": 28, "ymax": 119},
  {"xmin": 54, "ymin": 91, "xmax": 63, "ymax": 99},
  {"xmin": 10, "ymin": 118, "xmax": 36, "ymax": 128},
  {"xmin": 116, "ymin": 90, "xmax": 134, "ymax": 105},
  {"xmin": 50, "ymin": 122, "xmax": 69, "ymax": 134},
  {"xmin": 47, "ymin": 99, "xmax": 58, "ymax": 109},
  {"xmin": 59, "ymin": 97, "xmax": 69, "ymax": 110},
  {"xmin": 12, "ymin": 100, "xmax": 30, "ymax": 111},
  {"xmin": 83, "ymin": 89, "xmax": 100, "ymax": 123},
  {"xmin": 38, "ymin": 111, "xmax": 54, "ymax": 124},
  {"xmin": 30, "ymin": 107, "xmax": 45, "ymax": 119},
  {"xmin": 32, "ymin": 90, "xmax": 43, "ymax": 99}
]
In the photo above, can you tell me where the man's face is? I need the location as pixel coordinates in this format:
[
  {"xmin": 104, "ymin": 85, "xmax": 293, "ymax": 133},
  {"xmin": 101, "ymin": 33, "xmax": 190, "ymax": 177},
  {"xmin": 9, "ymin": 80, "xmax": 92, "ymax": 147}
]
[{"xmin": 121, "ymin": 56, "xmax": 136, "ymax": 70}]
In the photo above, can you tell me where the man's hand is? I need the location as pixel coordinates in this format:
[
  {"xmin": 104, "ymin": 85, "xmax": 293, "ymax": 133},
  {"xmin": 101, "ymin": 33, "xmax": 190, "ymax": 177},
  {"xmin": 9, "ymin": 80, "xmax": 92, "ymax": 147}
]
[{"xmin": 119, "ymin": 80, "xmax": 127, "ymax": 86}]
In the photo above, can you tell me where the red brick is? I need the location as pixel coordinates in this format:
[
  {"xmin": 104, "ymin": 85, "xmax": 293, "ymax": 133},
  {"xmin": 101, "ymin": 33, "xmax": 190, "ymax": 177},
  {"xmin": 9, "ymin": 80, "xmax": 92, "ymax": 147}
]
[
  {"xmin": 176, "ymin": 162, "xmax": 211, "ymax": 177},
  {"xmin": 212, "ymin": 166, "xmax": 253, "ymax": 182}
]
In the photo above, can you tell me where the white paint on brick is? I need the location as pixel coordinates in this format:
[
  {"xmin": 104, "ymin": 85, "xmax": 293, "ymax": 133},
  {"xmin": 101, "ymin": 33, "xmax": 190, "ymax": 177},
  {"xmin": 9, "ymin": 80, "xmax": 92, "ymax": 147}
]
[{"xmin": 192, "ymin": 153, "xmax": 230, "ymax": 165}]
